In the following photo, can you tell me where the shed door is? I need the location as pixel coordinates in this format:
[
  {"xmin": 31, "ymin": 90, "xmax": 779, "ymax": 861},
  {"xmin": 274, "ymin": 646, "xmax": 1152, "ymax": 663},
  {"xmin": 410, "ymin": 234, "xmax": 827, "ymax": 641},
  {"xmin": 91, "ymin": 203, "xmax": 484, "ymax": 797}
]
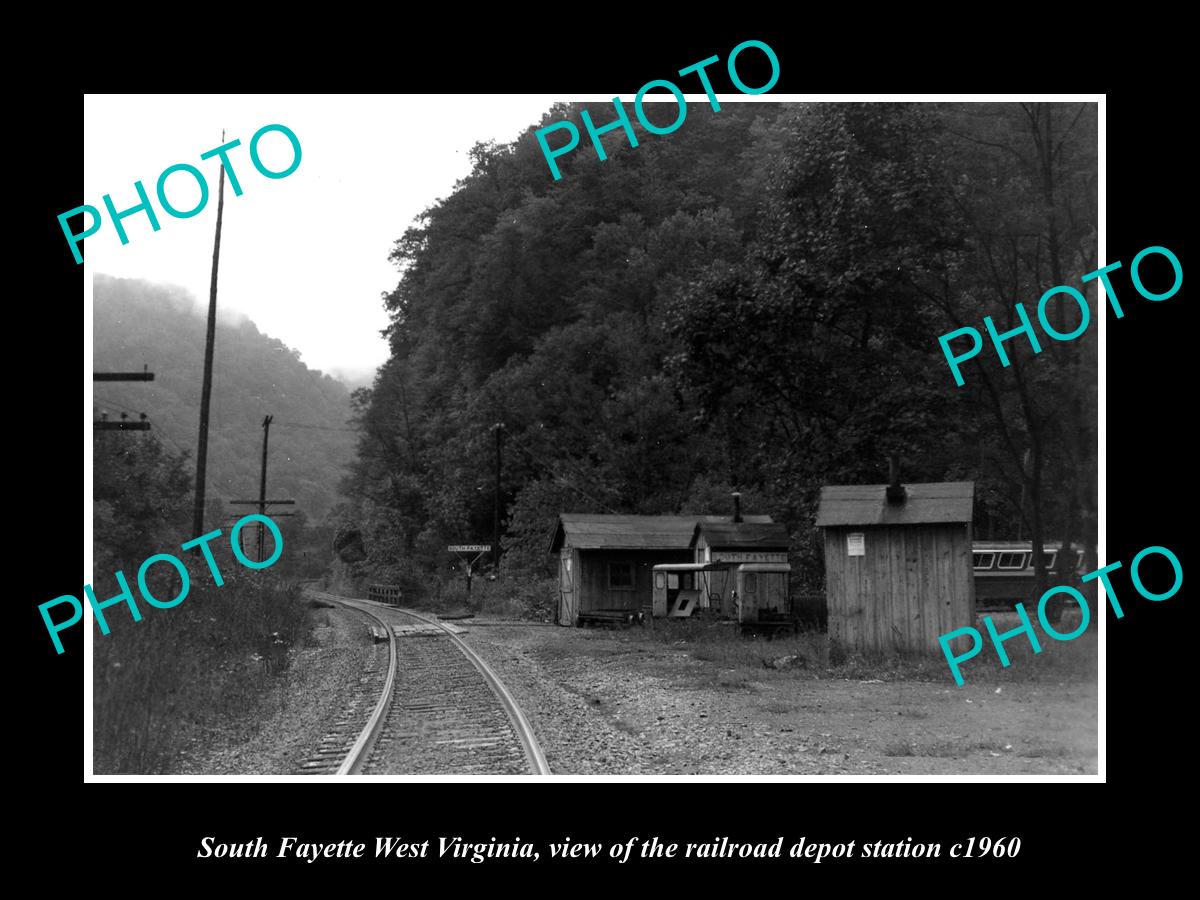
[
  {"xmin": 709, "ymin": 569, "xmax": 733, "ymax": 616},
  {"xmin": 559, "ymin": 549, "xmax": 578, "ymax": 626},
  {"xmin": 652, "ymin": 570, "xmax": 667, "ymax": 617},
  {"xmin": 762, "ymin": 573, "xmax": 786, "ymax": 614},
  {"xmin": 737, "ymin": 570, "xmax": 758, "ymax": 623}
]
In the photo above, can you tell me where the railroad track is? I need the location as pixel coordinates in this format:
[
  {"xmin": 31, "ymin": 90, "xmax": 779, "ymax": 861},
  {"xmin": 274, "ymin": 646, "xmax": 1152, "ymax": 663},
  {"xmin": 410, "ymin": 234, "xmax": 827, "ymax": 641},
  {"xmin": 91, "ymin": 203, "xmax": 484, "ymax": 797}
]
[{"xmin": 296, "ymin": 589, "xmax": 550, "ymax": 776}]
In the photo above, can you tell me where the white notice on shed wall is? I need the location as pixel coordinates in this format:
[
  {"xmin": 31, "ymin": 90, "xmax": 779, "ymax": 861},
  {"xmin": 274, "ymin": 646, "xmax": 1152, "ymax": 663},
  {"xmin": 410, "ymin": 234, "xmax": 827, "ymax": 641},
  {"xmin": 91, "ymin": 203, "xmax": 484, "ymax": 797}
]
[{"xmin": 847, "ymin": 533, "xmax": 865, "ymax": 556}]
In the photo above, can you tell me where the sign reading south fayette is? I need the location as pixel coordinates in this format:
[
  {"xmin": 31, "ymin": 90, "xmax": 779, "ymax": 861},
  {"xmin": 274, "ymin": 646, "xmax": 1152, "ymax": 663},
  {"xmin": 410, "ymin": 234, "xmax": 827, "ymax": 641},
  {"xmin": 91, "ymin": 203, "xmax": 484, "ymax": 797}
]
[
  {"xmin": 711, "ymin": 551, "xmax": 787, "ymax": 564},
  {"xmin": 448, "ymin": 544, "xmax": 491, "ymax": 553}
]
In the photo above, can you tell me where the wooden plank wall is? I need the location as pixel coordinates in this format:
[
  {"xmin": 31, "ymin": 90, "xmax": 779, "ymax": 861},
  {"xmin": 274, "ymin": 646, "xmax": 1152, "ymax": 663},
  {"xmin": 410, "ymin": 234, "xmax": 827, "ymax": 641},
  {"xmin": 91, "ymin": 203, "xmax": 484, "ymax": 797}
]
[
  {"xmin": 824, "ymin": 524, "xmax": 974, "ymax": 653},
  {"xmin": 577, "ymin": 549, "xmax": 692, "ymax": 615}
]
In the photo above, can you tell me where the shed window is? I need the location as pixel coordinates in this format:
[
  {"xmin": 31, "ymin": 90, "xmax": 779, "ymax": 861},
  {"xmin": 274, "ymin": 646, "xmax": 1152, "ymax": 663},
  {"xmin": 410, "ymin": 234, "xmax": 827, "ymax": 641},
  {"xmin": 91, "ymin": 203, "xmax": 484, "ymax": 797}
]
[
  {"xmin": 973, "ymin": 552, "xmax": 995, "ymax": 570},
  {"xmin": 744, "ymin": 574, "xmax": 758, "ymax": 593},
  {"xmin": 609, "ymin": 562, "xmax": 635, "ymax": 589},
  {"xmin": 997, "ymin": 552, "xmax": 1027, "ymax": 570}
]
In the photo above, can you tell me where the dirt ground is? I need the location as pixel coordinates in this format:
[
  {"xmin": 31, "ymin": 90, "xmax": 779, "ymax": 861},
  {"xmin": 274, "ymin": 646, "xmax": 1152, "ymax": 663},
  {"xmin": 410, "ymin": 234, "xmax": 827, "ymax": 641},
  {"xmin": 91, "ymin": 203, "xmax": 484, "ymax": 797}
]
[
  {"xmin": 460, "ymin": 618, "xmax": 1098, "ymax": 776},
  {"xmin": 173, "ymin": 601, "xmax": 1097, "ymax": 776}
]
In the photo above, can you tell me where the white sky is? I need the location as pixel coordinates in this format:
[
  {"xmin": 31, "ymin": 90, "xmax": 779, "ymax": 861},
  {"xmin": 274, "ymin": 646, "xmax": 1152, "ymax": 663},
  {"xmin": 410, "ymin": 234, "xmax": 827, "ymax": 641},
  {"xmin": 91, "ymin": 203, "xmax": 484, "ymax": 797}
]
[{"xmin": 84, "ymin": 94, "xmax": 561, "ymax": 383}]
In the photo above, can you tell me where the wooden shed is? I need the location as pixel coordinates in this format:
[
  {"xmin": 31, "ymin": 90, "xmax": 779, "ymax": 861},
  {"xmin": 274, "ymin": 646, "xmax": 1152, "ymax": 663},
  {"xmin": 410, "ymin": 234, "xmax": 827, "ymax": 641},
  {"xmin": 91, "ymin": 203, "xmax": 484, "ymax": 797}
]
[
  {"xmin": 815, "ymin": 481, "xmax": 975, "ymax": 653},
  {"xmin": 691, "ymin": 521, "xmax": 791, "ymax": 619},
  {"xmin": 549, "ymin": 512, "xmax": 771, "ymax": 626}
]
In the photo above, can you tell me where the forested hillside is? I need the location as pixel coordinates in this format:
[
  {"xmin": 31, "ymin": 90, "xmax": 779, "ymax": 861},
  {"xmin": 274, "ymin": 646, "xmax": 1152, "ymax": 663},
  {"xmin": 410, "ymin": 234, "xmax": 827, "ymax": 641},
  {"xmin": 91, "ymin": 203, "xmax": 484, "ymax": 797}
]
[
  {"xmin": 93, "ymin": 275, "xmax": 357, "ymax": 522},
  {"xmin": 343, "ymin": 101, "xmax": 1098, "ymax": 595}
]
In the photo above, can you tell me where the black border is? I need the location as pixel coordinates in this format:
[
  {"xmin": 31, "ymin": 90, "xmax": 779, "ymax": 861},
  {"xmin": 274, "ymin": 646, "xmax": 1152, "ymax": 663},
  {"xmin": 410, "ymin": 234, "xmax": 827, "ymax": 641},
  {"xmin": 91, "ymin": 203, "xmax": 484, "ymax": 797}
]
[{"xmin": 27, "ymin": 25, "xmax": 1190, "ymax": 882}]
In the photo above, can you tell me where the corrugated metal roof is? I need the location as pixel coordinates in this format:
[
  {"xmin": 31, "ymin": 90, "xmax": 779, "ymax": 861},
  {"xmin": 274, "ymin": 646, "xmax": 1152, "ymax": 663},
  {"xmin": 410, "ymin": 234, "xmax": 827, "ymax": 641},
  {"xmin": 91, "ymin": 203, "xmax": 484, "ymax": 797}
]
[
  {"xmin": 549, "ymin": 513, "xmax": 772, "ymax": 553},
  {"xmin": 815, "ymin": 482, "xmax": 974, "ymax": 527},
  {"xmin": 693, "ymin": 521, "xmax": 791, "ymax": 550}
]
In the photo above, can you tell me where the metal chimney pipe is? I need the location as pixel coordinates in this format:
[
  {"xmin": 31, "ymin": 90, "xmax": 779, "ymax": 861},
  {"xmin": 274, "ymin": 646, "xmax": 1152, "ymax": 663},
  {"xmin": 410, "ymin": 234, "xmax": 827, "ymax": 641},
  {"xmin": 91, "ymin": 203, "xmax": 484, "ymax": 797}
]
[
  {"xmin": 886, "ymin": 455, "xmax": 907, "ymax": 504},
  {"xmin": 732, "ymin": 492, "xmax": 743, "ymax": 523}
]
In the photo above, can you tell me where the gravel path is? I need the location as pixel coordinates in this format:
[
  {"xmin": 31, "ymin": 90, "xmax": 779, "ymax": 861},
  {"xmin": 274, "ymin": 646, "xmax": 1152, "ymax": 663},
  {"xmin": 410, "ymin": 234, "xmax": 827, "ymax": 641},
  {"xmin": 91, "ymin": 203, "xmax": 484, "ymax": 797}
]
[
  {"xmin": 459, "ymin": 624, "xmax": 1097, "ymax": 776},
  {"xmin": 177, "ymin": 606, "xmax": 1096, "ymax": 776}
]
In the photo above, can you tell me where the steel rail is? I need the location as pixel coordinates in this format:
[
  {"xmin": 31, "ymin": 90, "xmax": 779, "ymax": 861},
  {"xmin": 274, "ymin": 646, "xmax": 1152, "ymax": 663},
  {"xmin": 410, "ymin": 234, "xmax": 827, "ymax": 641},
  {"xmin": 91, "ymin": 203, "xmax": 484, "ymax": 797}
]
[{"xmin": 312, "ymin": 593, "xmax": 398, "ymax": 776}]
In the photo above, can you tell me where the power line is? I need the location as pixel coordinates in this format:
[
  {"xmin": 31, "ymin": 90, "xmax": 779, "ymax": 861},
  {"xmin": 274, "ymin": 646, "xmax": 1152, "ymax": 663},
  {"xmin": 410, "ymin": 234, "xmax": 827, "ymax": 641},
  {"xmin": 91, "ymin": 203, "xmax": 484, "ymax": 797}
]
[
  {"xmin": 149, "ymin": 425, "xmax": 190, "ymax": 458},
  {"xmin": 94, "ymin": 395, "xmax": 148, "ymax": 416},
  {"xmin": 273, "ymin": 421, "xmax": 362, "ymax": 432},
  {"xmin": 93, "ymin": 399, "xmax": 190, "ymax": 458}
]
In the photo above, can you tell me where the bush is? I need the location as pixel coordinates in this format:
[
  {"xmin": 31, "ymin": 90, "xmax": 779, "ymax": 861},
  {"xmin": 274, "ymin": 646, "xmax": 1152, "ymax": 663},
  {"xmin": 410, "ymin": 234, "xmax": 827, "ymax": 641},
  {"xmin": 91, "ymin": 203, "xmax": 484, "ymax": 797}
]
[
  {"xmin": 425, "ymin": 575, "xmax": 557, "ymax": 620},
  {"xmin": 92, "ymin": 571, "xmax": 311, "ymax": 774}
]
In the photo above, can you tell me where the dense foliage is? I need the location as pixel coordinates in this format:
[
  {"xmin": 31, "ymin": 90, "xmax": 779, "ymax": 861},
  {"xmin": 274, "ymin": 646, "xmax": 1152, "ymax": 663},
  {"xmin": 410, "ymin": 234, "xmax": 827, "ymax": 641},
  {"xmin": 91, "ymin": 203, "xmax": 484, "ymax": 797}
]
[{"xmin": 342, "ymin": 102, "xmax": 1098, "ymax": 597}]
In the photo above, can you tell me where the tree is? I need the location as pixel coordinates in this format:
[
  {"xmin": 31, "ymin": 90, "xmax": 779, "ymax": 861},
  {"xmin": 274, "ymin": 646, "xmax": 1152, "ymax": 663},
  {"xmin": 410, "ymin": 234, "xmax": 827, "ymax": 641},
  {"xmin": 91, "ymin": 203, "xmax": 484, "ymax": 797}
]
[
  {"xmin": 344, "ymin": 99, "xmax": 1098, "ymax": 606},
  {"xmin": 93, "ymin": 431, "xmax": 192, "ymax": 575},
  {"xmin": 927, "ymin": 102, "xmax": 1098, "ymax": 601},
  {"xmin": 665, "ymin": 103, "xmax": 969, "ymax": 535},
  {"xmin": 346, "ymin": 103, "xmax": 788, "ymax": 582}
]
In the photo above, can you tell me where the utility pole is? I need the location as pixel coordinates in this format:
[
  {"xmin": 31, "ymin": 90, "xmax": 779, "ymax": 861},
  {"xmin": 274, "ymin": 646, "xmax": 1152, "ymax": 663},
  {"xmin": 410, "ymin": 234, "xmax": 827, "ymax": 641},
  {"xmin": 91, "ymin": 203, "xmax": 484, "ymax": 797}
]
[
  {"xmin": 93, "ymin": 366, "xmax": 155, "ymax": 431},
  {"xmin": 192, "ymin": 131, "xmax": 227, "ymax": 538},
  {"xmin": 257, "ymin": 415, "xmax": 273, "ymax": 561},
  {"xmin": 227, "ymin": 504, "xmax": 296, "ymax": 561},
  {"xmin": 229, "ymin": 415, "xmax": 296, "ymax": 564},
  {"xmin": 94, "ymin": 365, "xmax": 154, "ymax": 382},
  {"xmin": 95, "ymin": 412, "xmax": 150, "ymax": 432},
  {"xmin": 228, "ymin": 416, "xmax": 296, "ymax": 563},
  {"xmin": 493, "ymin": 422, "xmax": 503, "ymax": 571}
]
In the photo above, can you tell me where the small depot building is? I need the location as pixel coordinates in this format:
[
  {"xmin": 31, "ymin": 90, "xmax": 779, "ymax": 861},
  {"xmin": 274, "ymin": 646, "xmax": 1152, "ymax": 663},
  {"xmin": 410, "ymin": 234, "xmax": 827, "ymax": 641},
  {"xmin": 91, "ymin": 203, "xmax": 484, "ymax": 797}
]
[
  {"xmin": 550, "ymin": 512, "xmax": 772, "ymax": 626},
  {"xmin": 815, "ymin": 481, "xmax": 975, "ymax": 654},
  {"xmin": 691, "ymin": 521, "xmax": 790, "ymax": 621}
]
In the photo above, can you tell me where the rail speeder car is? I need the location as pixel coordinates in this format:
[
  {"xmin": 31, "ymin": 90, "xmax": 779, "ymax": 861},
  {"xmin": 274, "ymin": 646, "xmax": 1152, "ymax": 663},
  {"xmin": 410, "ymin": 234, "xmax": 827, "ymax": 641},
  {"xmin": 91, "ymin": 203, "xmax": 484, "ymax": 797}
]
[
  {"xmin": 651, "ymin": 560, "xmax": 792, "ymax": 625},
  {"xmin": 972, "ymin": 541, "xmax": 1086, "ymax": 607}
]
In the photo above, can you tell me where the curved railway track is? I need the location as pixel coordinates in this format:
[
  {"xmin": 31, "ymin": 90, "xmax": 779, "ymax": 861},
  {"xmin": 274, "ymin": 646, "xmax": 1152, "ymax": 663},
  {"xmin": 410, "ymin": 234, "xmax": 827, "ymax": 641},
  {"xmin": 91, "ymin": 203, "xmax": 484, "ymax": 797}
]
[{"xmin": 297, "ymin": 590, "xmax": 550, "ymax": 776}]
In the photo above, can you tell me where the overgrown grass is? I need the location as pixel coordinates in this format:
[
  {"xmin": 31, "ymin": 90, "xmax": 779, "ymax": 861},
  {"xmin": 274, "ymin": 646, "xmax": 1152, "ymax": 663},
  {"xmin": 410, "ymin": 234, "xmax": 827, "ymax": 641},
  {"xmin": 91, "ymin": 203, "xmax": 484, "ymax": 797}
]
[
  {"xmin": 419, "ymin": 575, "xmax": 558, "ymax": 621},
  {"xmin": 605, "ymin": 611, "xmax": 1097, "ymax": 685},
  {"xmin": 92, "ymin": 571, "xmax": 312, "ymax": 774},
  {"xmin": 883, "ymin": 738, "xmax": 1008, "ymax": 758}
]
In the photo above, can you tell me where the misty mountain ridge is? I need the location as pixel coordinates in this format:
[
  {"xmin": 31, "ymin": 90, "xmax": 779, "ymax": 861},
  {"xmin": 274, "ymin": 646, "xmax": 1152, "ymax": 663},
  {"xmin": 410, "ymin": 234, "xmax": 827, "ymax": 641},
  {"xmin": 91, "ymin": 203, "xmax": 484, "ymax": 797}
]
[{"xmin": 93, "ymin": 274, "xmax": 358, "ymax": 521}]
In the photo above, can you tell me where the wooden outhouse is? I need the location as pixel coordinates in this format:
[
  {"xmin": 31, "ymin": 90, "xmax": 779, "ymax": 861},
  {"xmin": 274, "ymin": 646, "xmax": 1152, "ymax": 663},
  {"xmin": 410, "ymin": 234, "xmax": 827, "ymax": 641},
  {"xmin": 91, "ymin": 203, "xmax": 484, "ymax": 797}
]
[
  {"xmin": 815, "ymin": 481, "xmax": 975, "ymax": 653},
  {"xmin": 550, "ymin": 512, "xmax": 771, "ymax": 626}
]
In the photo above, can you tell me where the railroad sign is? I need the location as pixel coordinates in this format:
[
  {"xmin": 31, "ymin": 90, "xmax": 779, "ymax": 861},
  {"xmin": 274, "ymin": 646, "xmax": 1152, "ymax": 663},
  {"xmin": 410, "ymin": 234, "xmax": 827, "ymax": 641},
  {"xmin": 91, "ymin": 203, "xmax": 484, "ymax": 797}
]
[
  {"xmin": 712, "ymin": 551, "xmax": 788, "ymax": 564},
  {"xmin": 847, "ymin": 533, "xmax": 865, "ymax": 557},
  {"xmin": 448, "ymin": 544, "xmax": 491, "ymax": 599}
]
